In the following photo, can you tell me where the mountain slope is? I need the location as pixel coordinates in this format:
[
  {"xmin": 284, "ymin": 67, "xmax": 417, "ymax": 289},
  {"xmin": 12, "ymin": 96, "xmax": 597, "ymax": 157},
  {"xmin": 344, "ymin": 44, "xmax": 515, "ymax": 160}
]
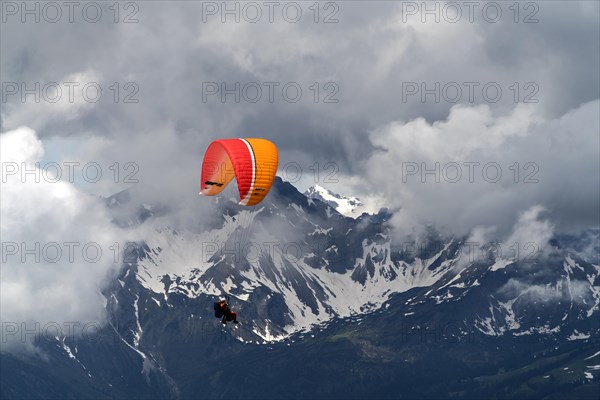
[{"xmin": 2, "ymin": 178, "xmax": 599, "ymax": 399}]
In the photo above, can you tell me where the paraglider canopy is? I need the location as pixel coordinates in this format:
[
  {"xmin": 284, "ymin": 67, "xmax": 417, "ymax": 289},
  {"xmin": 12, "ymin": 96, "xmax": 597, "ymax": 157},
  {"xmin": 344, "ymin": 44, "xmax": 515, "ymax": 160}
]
[{"xmin": 200, "ymin": 138, "xmax": 278, "ymax": 206}]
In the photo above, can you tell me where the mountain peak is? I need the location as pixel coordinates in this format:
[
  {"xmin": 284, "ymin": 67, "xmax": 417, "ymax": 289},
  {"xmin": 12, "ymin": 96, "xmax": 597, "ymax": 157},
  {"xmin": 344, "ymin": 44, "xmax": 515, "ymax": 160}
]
[{"xmin": 304, "ymin": 184, "xmax": 363, "ymax": 216}]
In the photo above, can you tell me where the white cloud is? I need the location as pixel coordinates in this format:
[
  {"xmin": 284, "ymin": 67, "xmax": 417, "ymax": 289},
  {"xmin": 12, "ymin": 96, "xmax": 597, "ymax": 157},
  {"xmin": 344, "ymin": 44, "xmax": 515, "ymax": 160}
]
[
  {"xmin": 498, "ymin": 277, "xmax": 594, "ymax": 306},
  {"xmin": 502, "ymin": 205, "xmax": 554, "ymax": 259},
  {"xmin": 363, "ymin": 100, "xmax": 599, "ymax": 237},
  {"xmin": 0, "ymin": 127, "xmax": 135, "ymax": 353},
  {"xmin": 2, "ymin": 70, "xmax": 101, "ymax": 132}
]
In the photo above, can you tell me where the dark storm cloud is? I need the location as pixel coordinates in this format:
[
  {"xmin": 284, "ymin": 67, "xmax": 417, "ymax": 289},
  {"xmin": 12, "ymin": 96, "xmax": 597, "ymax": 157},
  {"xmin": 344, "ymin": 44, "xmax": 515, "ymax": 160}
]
[
  {"xmin": 1, "ymin": 0, "xmax": 598, "ymax": 228},
  {"xmin": 239, "ymin": 108, "xmax": 373, "ymax": 174}
]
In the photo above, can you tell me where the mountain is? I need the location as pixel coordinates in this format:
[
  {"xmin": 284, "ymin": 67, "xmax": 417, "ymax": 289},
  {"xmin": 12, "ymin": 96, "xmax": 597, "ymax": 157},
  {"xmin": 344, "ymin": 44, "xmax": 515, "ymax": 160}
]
[
  {"xmin": 1, "ymin": 178, "xmax": 599, "ymax": 399},
  {"xmin": 304, "ymin": 184, "xmax": 364, "ymax": 216}
]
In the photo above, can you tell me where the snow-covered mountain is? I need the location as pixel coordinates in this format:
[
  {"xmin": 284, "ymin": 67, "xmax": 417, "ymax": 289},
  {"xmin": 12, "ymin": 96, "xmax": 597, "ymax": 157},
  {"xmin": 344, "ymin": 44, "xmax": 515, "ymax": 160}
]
[
  {"xmin": 117, "ymin": 177, "xmax": 600, "ymax": 345},
  {"xmin": 304, "ymin": 184, "xmax": 363, "ymax": 216},
  {"xmin": 4, "ymin": 177, "xmax": 599, "ymax": 399}
]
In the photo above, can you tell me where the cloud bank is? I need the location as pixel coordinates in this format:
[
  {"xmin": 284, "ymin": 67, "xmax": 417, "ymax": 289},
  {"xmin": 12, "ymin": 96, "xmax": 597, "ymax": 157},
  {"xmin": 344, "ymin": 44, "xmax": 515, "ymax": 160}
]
[
  {"xmin": 364, "ymin": 100, "xmax": 599, "ymax": 237},
  {"xmin": 1, "ymin": 128, "xmax": 134, "ymax": 353}
]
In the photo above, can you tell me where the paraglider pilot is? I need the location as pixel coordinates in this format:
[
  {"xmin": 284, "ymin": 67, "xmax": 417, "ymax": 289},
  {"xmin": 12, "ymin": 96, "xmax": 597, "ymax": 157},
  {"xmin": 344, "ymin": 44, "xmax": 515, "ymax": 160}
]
[{"xmin": 215, "ymin": 298, "xmax": 238, "ymax": 325}]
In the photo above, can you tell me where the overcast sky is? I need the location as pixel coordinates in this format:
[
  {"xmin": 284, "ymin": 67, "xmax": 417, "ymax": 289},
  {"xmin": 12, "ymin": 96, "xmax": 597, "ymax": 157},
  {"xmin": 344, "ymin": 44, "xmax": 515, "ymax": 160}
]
[{"xmin": 1, "ymin": 1, "xmax": 599, "ymax": 351}]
